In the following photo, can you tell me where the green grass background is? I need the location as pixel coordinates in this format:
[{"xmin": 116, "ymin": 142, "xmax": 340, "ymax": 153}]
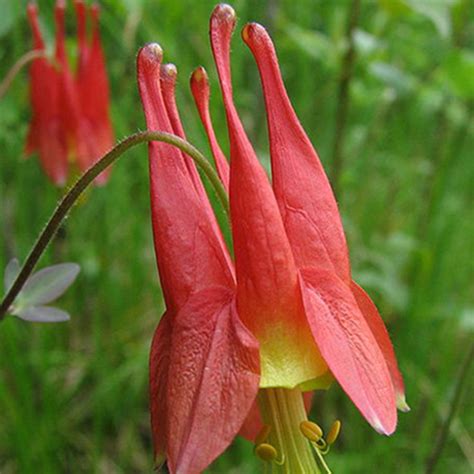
[{"xmin": 0, "ymin": 0, "xmax": 473, "ymax": 472}]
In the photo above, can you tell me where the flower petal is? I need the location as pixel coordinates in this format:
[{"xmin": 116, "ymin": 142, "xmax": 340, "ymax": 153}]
[
  {"xmin": 160, "ymin": 63, "xmax": 208, "ymax": 200},
  {"xmin": 55, "ymin": 1, "xmax": 92, "ymax": 177},
  {"xmin": 243, "ymin": 23, "xmax": 350, "ymax": 282},
  {"xmin": 74, "ymin": 3, "xmax": 114, "ymax": 184},
  {"xmin": 74, "ymin": 0, "xmax": 89, "ymax": 74},
  {"xmin": 159, "ymin": 63, "xmax": 223, "ymax": 234},
  {"xmin": 300, "ymin": 268, "xmax": 397, "ymax": 434},
  {"xmin": 238, "ymin": 400, "xmax": 264, "ymax": 441},
  {"xmin": 137, "ymin": 43, "xmax": 234, "ymax": 311},
  {"xmin": 159, "ymin": 64, "xmax": 186, "ymax": 139},
  {"xmin": 211, "ymin": 4, "xmax": 326, "ymax": 388},
  {"xmin": 149, "ymin": 311, "xmax": 172, "ymax": 466},
  {"xmin": 190, "ymin": 66, "xmax": 230, "ymax": 191},
  {"xmin": 160, "ymin": 287, "xmax": 260, "ymax": 474},
  {"xmin": 351, "ymin": 281, "xmax": 408, "ymax": 412},
  {"xmin": 26, "ymin": 3, "xmax": 68, "ymax": 185}
]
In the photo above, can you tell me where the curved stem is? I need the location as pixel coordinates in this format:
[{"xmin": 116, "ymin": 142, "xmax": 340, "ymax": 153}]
[
  {"xmin": 0, "ymin": 50, "xmax": 48, "ymax": 101},
  {"xmin": 0, "ymin": 130, "xmax": 229, "ymax": 320}
]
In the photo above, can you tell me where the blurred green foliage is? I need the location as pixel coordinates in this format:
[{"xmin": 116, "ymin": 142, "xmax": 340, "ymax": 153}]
[{"xmin": 0, "ymin": 0, "xmax": 473, "ymax": 472}]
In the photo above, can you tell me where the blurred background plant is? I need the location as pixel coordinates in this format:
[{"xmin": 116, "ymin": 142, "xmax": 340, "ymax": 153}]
[{"xmin": 0, "ymin": 0, "xmax": 472, "ymax": 472}]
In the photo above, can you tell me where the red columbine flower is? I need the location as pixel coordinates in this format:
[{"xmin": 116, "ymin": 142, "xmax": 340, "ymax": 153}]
[
  {"xmin": 138, "ymin": 4, "xmax": 407, "ymax": 473},
  {"xmin": 25, "ymin": 2, "xmax": 68, "ymax": 185},
  {"xmin": 25, "ymin": 0, "xmax": 114, "ymax": 186},
  {"xmin": 74, "ymin": 0, "xmax": 114, "ymax": 184}
]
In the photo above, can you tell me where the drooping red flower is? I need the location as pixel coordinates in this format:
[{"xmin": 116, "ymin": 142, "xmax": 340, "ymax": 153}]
[
  {"xmin": 25, "ymin": 0, "xmax": 114, "ymax": 186},
  {"xmin": 74, "ymin": 0, "xmax": 114, "ymax": 184},
  {"xmin": 138, "ymin": 4, "xmax": 407, "ymax": 473},
  {"xmin": 54, "ymin": 0, "xmax": 92, "ymax": 177},
  {"xmin": 25, "ymin": 2, "xmax": 68, "ymax": 186}
]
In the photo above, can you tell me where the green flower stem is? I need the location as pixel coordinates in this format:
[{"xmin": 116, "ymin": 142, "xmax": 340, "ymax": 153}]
[
  {"xmin": 258, "ymin": 388, "xmax": 322, "ymax": 474},
  {"xmin": 0, "ymin": 130, "xmax": 229, "ymax": 321},
  {"xmin": 0, "ymin": 50, "xmax": 48, "ymax": 101}
]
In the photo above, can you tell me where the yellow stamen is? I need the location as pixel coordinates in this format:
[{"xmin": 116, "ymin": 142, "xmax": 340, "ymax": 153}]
[
  {"xmin": 299, "ymin": 420, "xmax": 323, "ymax": 443},
  {"xmin": 255, "ymin": 443, "xmax": 278, "ymax": 462},
  {"xmin": 326, "ymin": 420, "xmax": 341, "ymax": 445}
]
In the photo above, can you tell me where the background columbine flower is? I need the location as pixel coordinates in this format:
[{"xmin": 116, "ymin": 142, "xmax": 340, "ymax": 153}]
[
  {"xmin": 74, "ymin": 0, "xmax": 114, "ymax": 184},
  {"xmin": 25, "ymin": 2, "xmax": 68, "ymax": 185},
  {"xmin": 24, "ymin": 0, "xmax": 114, "ymax": 186},
  {"xmin": 137, "ymin": 4, "xmax": 407, "ymax": 473}
]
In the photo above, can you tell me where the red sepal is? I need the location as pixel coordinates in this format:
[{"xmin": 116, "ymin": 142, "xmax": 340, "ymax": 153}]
[
  {"xmin": 351, "ymin": 282, "xmax": 407, "ymax": 410},
  {"xmin": 159, "ymin": 63, "xmax": 220, "ymax": 222},
  {"xmin": 210, "ymin": 3, "xmax": 298, "ymax": 323},
  {"xmin": 74, "ymin": 0, "xmax": 89, "ymax": 74},
  {"xmin": 150, "ymin": 287, "xmax": 260, "ymax": 474},
  {"xmin": 211, "ymin": 5, "xmax": 327, "ymax": 388},
  {"xmin": 190, "ymin": 66, "xmax": 230, "ymax": 191},
  {"xmin": 25, "ymin": 2, "xmax": 68, "ymax": 185},
  {"xmin": 55, "ymin": 0, "xmax": 92, "ymax": 177},
  {"xmin": 75, "ymin": 2, "xmax": 114, "ymax": 184},
  {"xmin": 137, "ymin": 44, "xmax": 234, "ymax": 312},
  {"xmin": 243, "ymin": 23, "xmax": 350, "ymax": 282},
  {"xmin": 300, "ymin": 268, "xmax": 397, "ymax": 434},
  {"xmin": 149, "ymin": 311, "xmax": 172, "ymax": 464}
]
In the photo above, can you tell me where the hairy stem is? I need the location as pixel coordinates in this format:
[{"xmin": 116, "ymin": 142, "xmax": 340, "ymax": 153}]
[{"xmin": 0, "ymin": 130, "xmax": 228, "ymax": 320}]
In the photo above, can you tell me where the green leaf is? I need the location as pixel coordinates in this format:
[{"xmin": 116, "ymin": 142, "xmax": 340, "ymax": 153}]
[
  {"xmin": 14, "ymin": 305, "xmax": 71, "ymax": 323},
  {"xmin": 3, "ymin": 258, "xmax": 20, "ymax": 293},
  {"xmin": 17, "ymin": 263, "xmax": 80, "ymax": 307}
]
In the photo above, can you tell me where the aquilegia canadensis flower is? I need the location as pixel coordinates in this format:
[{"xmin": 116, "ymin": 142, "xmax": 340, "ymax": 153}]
[
  {"xmin": 138, "ymin": 4, "xmax": 408, "ymax": 473},
  {"xmin": 25, "ymin": 0, "xmax": 113, "ymax": 186}
]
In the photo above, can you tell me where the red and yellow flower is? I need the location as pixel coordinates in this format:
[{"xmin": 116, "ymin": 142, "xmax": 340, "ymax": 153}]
[{"xmin": 137, "ymin": 4, "xmax": 408, "ymax": 473}]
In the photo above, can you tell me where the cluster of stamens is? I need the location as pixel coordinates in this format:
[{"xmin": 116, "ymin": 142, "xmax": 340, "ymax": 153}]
[{"xmin": 254, "ymin": 419, "xmax": 341, "ymax": 473}]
